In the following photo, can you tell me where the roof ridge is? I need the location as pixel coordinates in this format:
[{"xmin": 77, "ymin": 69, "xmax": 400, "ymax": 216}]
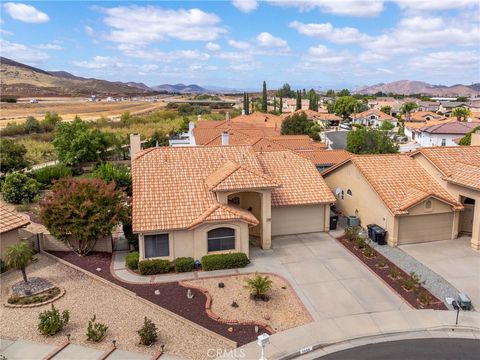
[{"xmin": 205, "ymin": 160, "xmax": 241, "ymax": 189}]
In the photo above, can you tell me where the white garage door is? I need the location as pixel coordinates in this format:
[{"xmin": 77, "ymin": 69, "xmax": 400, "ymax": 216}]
[
  {"xmin": 271, "ymin": 205, "xmax": 325, "ymax": 236},
  {"xmin": 398, "ymin": 212, "xmax": 453, "ymax": 244}
]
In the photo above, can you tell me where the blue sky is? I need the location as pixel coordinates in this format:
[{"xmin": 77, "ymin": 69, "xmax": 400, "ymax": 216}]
[{"xmin": 1, "ymin": 1, "xmax": 479, "ymax": 89}]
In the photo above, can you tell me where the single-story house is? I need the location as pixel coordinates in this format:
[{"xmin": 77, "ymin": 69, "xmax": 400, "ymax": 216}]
[
  {"xmin": 408, "ymin": 111, "xmax": 446, "ymax": 122},
  {"xmin": 411, "ymin": 146, "xmax": 480, "ymax": 250},
  {"xmin": 353, "ymin": 109, "xmax": 399, "ymax": 127},
  {"xmin": 0, "ymin": 206, "xmax": 30, "ymax": 259},
  {"xmin": 417, "ymin": 121, "xmax": 479, "ymax": 147},
  {"xmin": 132, "ymin": 146, "xmax": 336, "ymax": 261},
  {"xmin": 323, "ymin": 154, "xmax": 463, "ymax": 246},
  {"xmin": 281, "ymin": 110, "xmax": 342, "ymax": 127}
]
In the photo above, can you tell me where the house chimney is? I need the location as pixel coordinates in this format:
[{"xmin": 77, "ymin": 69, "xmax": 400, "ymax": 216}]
[
  {"xmin": 225, "ymin": 112, "xmax": 230, "ymax": 121},
  {"xmin": 130, "ymin": 133, "xmax": 141, "ymax": 159},
  {"xmin": 197, "ymin": 114, "xmax": 202, "ymax": 122},
  {"xmin": 221, "ymin": 131, "xmax": 229, "ymax": 145},
  {"xmin": 241, "ymin": 109, "xmax": 245, "ymax": 115}
]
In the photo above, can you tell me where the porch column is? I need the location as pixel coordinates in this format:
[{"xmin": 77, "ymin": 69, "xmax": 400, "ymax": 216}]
[
  {"xmin": 471, "ymin": 201, "xmax": 480, "ymax": 251},
  {"xmin": 138, "ymin": 233, "xmax": 145, "ymax": 260},
  {"xmin": 452, "ymin": 211, "xmax": 460, "ymax": 240},
  {"xmin": 261, "ymin": 191, "xmax": 272, "ymax": 250},
  {"xmin": 388, "ymin": 217, "xmax": 399, "ymax": 247}
]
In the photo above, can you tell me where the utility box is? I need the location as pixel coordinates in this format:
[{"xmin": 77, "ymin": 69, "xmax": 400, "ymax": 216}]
[
  {"xmin": 347, "ymin": 216, "xmax": 360, "ymax": 227},
  {"xmin": 458, "ymin": 293, "xmax": 472, "ymax": 310}
]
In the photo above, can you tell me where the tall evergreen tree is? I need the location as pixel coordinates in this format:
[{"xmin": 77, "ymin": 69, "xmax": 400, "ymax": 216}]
[
  {"xmin": 273, "ymin": 96, "xmax": 277, "ymax": 113},
  {"xmin": 261, "ymin": 81, "xmax": 268, "ymax": 113},
  {"xmin": 279, "ymin": 96, "xmax": 283, "ymax": 114},
  {"xmin": 251, "ymin": 96, "xmax": 254, "ymax": 114},
  {"xmin": 296, "ymin": 91, "xmax": 301, "ymax": 111},
  {"xmin": 243, "ymin": 92, "xmax": 247, "ymax": 114},
  {"xmin": 245, "ymin": 93, "xmax": 250, "ymax": 115}
]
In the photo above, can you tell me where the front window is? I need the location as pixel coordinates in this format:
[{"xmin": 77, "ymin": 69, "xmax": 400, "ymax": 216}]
[
  {"xmin": 207, "ymin": 228, "xmax": 235, "ymax": 252},
  {"xmin": 441, "ymin": 139, "xmax": 446, "ymax": 146},
  {"xmin": 144, "ymin": 234, "xmax": 169, "ymax": 258}
]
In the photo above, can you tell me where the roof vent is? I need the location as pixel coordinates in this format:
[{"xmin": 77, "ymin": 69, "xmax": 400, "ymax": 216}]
[{"xmin": 222, "ymin": 131, "xmax": 229, "ymax": 146}]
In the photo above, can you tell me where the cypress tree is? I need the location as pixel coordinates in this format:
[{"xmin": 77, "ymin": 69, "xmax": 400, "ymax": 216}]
[
  {"xmin": 243, "ymin": 92, "xmax": 247, "ymax": 114},
  {"xmin": 251, "ymin": 96, "xmax": 254, "ymax": 114},
  {"xmin": 262, "ymin": 81, "xmax": 268, "ymax": 113},
  {"xmin": 296, "ymin": 91, "xmax": 301, "ymax": 111},
  {"xmin": 279, "ymin": 96, "xmax": 283, "ymax": 114},
  {"xmin": 246, "ymin": 93, "xmax": 250, "ymax": 115}
]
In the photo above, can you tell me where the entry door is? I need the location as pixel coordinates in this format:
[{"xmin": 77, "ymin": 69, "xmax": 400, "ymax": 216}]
[{"xmin": 460, "ymin": 204, "xmax": 474, "ymax": 234}]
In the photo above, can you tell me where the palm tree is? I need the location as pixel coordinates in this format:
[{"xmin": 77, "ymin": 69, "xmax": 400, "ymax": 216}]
[
  {"xmin": 244, "ymin": 273, "xmax": 273, "ymax": 301},
  {"xmin": 400, "ymin": 102, "xmax": 418, "ymax": 121},
  {"xmin": 451, "ymin": 107, "xmax": 471, "ymax": 122},
  {"xmin": 5, "ymin": 241, "xmax": 33, "ymax": 283}
]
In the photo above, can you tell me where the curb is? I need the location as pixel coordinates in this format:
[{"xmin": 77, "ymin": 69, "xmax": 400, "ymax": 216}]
[{"xmin": 4, "ymin": 285, "xmax": 66, "ymax": 309}]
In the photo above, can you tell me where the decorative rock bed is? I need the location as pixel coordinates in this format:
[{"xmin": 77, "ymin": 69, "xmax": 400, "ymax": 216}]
[{"xmin": 5, "ymin": 277, "xmax": 65, "ymax": 308}]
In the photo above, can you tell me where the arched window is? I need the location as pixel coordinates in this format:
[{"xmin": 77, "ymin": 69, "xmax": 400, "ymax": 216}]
[
  {"xmin": 207, "ymin": 227, "xmax": 235, "ymax": 252},
  {"xmin": 347, "ymin": 189, "xmax": 353, "ymax": 196}
]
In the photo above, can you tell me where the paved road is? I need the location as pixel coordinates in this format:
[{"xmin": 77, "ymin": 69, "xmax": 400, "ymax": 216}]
[{"xmin": 317, "ymin": 338, "xmax": 480, "ymax": 360}]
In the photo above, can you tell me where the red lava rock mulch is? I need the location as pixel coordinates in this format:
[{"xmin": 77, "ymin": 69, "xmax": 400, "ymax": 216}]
[
  {"xmin": 48, "ymin": 251, "xmax": 269, "ymax": 346},
  {"xmin": 336, "ymin": 237, "xmax": 447, "ymax": 310}
]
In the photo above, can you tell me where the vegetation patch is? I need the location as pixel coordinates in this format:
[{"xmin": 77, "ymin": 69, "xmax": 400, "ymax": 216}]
[
  {"xmin": 8, "ymin": 287, "xmax": 61, "ymax": 305},
  {"xmin": 138, "ymin": 259, "xmax": 171, "ymax": 275},
  {"xmin": 201, "ymin": 253, "xmax": 249, "ymax": 271}
]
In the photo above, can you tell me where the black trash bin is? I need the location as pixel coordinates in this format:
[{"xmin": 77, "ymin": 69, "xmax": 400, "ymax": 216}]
[
  {"xmin": 373, "ymin": 226, "xmax": 387, "ymax": 245},
  {"xmin": 330, "ymin": 215, "xmax": 339, "ymax": 230},
  {"xmin": 367, "ymin": 224, "xmax": 378, "ymax": 242}
]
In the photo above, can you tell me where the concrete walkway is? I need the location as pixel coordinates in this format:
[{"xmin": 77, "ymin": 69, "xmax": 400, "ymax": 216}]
[
  {"xmin": 0, "ymin": 338, "xmax": 184, "ymax": 360},
  {"xmin": 217, "ymin": 310, "xmax": 480, "ymax": 359}
]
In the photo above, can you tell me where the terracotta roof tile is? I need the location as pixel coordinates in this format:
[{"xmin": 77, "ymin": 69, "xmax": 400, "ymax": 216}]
[
  {"xmin": 414, "ymin": 146, "xmax": 480, "ymax": 190},
  {"xmin": 0, "ymin": 206, "xmax": 30, "ymax": 234},
  {"xmin": 419, "ymin": 121, "xmax": 479, "ymax": 135},
  {"xmin": 132, "ymin": 146, "xmax": 334, "ymax": 232},
  {"xmin": 188, "ymin": 203, "xmax": 259, "ymax": 229},
  {"xmin": 409, "ymin": 111, "xmax": 446, "ymax": 122},
  {"xmin": 356, "ymin": 109, "xmax": 395, "ymax": 121},
  {"xmin": 298, "ymin": 149, "xmax": 351, "ymax": 167}
]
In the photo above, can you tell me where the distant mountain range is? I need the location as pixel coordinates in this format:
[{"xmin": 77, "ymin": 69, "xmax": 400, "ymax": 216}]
[
  {"xmin": 151, "ymin": 83, "xmax": 207, "ymax": 93},
  {"xmin": 355, "ymin": 80, "xmax": 480, "ymax": 96}
]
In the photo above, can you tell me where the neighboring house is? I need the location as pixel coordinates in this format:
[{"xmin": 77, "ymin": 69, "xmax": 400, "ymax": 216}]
[
  {"xmin": 408, "ymin": 111, "xmax": 446, "ymax": 122},
  {"xmin": 404, "ymin": 119, "xmax": 453, "ymax": 142},
  {"xmin": 325, "ymin": 131, "xmax": 348, "ymax": 150},
  {"xmin": 0, "ymin": 206, "xmax": 30, "ymax": 259},
  {"xmin": 169, "ymin": 121, "xmax": 196, "ymax": 147},
  {"xmin": 282, "ymin": 110, "xmax": 342, "ymax": 128},
  {"xmin": 417, "ymin": 122, "xmax": 479, "ymax": 147},
  {"xmin": 411, "ymin": 146, "xmax": 480, "ymax": 250},
  {"xmin": 298, "ymin": 149, "xmax": 351, "ymax": 172},
  {"xmin": 323, "ymin": 154, "xmax": 463, "ymax": 246},
  {"xmin": 416, "ymin": 101, "xmax": 441, "ymax": 112},
  {"xmin": 438, "ymin": 102, "xmax": 470, "ymax": 115},
  {"xmin": 353, "ymin": 109, "xmax": 398, "ymax": 127},
  {"xmin": 132, "ymin": 146, "xmax": 335, "ymax": 261}
]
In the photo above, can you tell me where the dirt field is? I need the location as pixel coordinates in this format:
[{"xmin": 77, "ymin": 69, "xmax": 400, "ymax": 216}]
[{"xmin": 0, "ymin": 99, "xmax": 169, "ymax": 125}]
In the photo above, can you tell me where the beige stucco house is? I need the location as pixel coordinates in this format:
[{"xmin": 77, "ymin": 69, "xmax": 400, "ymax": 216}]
[
  {"xmin": 323, "ymin": 154, "xmax": 463, "ymax": 247},
  {"xmin": 411, "ymin": 146, "xmax": 480, "ymax": 250},
  {"xmin": 0, "ymin": 206, "xmax": 30, "ymax": 260},
  {"xmin": 132, "ymin": 145, "xmax": 335, "ymax": 261}
]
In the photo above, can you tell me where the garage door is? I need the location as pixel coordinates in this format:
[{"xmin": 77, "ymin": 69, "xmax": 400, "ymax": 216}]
[
  {"xmin": 271, "ymin": 205, "xmax": 324, "ymax": 236},
  {"xmin": 398, "ymin": 212, "xmax": 453, "ymax": 244}
]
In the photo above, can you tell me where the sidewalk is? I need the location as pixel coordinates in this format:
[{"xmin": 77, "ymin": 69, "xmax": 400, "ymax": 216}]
[
  {"xmin": 0, "ymin": 338, "xmax": 184, "ymax": 360},
  {"xmin": 216, "ymin": 309, "xmax": 480, "ymax": 359}
]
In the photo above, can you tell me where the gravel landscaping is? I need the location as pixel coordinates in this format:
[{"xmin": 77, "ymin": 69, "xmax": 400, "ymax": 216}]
[
  {"xmin": 48, "ymin": 251, "xmax": 268, "ymax": 345},
  {"xmin": 184, "ymin": 274, "xmax": 311, "ymax": 333},
  {"xmin": 1, "ymin": 254, "xmax": 233, "ymax": 359}
]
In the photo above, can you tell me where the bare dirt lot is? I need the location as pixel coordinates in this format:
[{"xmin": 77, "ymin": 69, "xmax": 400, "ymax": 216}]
[{"xmin": 0, "ymin": 99, "xmax": 168, "ymax": 125}]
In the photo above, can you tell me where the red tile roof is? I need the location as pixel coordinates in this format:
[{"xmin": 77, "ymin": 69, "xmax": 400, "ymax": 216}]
[
  {"xmin": 419, "ymin": 121, "xmax": 480, "ymax": 135},
  {"xmin": 0, "ymin": 206, "xmax": 30, "ymax": 234}
]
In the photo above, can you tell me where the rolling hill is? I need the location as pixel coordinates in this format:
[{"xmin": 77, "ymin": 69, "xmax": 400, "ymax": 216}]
[
  {"xmin": 152, "ymin": 83, "xmax": 208, "ymax": 93},
  {"xmin": 355, "ymin": 80, "xmax": 480, "ymax": 96},
  {"xmin": 0, "ymin": 57, "xmax": 158, "ymax": 97}
]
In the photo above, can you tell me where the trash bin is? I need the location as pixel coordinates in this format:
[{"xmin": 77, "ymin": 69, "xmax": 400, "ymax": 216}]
[
  {"xmin": 372, "ymin": 226, "xmax": 387, "ymax": 245},
  {"xmin": 367, "ymin": 224, "xmax": 377, "ymax": 241},
  {"xmin": 330, "ymin": 215, "xmax": 339, "ymax": 230}
]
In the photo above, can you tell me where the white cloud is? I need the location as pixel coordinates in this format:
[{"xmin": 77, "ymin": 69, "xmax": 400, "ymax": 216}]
[
  {"xmin": 409, "ymin": 51, "xmax": 480, "ymax": 72},
  {"xmin": 267, "ymin": 0, "xmax": 384, "ymax": 17},
  {"xmin": 1, "ymin": 39, "xmax": 49, "ymax": 65},
  {"xmin": 34, "ymin": 42, "xmax": 63, "ymax": 50},
  {"xmin": 289, "ymin": 21, "xmax": 370, "ymax": 44},
  {"xmin": 0, "ymin": 29, "xmax": 14, "ymax": 36},
  {"xmin": 72, "ymin": 56, "xmax": 124, "ymax": 69},
  {"xmin": 228, "ymin": 39, "xmax": 251, "ymax": 49},
  {"xmin": 118, "ymin": 44, "xmax": 210, "ymax": 62},
  {"xmin": 100, "ymin": 6, "xmax": 226, "ymax": 45},
  {"xmin": 394, "ymin": 0, "xmax": 478, "ymax": 11},
  {"xmin": 3, "ymin": 2, "xmax": 49, "ymax": 23},
  {"xmin": 84, "ymin": 26, "xmax": 95, "ymax": 36},
  {"xmin": 232, "ymin": 0, "xmax": 258, "ymax": 13},
  {"xmin": 299, "ymin": 45, "xmax": 352, "ymax": 68},
  {"xmin": 256, "ymin": 32, "xmax": 288, "ymax": 49},
  {"xmin": 206, "ymin": 42, "xmax": 220, "ymax": 51}
]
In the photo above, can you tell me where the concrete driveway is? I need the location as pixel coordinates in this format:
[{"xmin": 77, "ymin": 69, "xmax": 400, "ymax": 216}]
[
  {"xmin": 400, "ymin": 237, "xmax": 480, "ymax": 308},
  {"xmin": 240, "ymin": 232, "xmax": 408, "ymax": 321}
]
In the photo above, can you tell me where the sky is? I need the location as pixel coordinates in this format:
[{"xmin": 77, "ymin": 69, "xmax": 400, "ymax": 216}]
[{"xmin": 1, "ymin": 0, "xmax": 479, "ymax": 90}]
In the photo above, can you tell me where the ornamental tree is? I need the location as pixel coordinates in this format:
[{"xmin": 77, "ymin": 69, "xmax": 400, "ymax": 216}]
[
  {"xmin": 5, "ymin": 241, "xmax": 33, "ymax": 283},
  {"xmin": 41, "ymin": 178, "xmax": 127, "ymax": 256},
  {"xmin": 0, "ymin": 139, "xmax": 31, "ymax": 173},
  {"xmin": 451, "ymin": 107, "xmax": 471, "ymax": 122},
  {"xmin": 347, "ymin": 128, "xmax": 399, "ymax": 154}
]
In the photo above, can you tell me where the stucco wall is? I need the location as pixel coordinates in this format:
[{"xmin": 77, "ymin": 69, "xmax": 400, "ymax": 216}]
[
  {"xmin": 0, "ymin": 230, "xmax": 20, "ymax": 260},
  {"xmin": 419, "ymin": 133, "xmax": 460, "ymax": 147},
  {"xmin": 139, "ymin": 220, "xmax": 250, "ymax": 261},
  {"xmin": 271, "ymin": 205, "xmax": 325, "ymax": 236},
  {"xmin": 41, "ymin": 233, "xmax": 113, "ymax": 253}
]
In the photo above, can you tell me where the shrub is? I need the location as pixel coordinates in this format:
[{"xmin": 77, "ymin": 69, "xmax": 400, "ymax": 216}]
[
  {"xmin": 390, "ymin": 267, "xmax": 401, "ymax": 279},
  {"xmin": 362, "ymin": 245, "xmax": 375, "ymax": 258},
  {"xmin": 92, "ymin": 163, "xmax": 132, "ymax": 195},
  {"xmin": 38, "ymin": 304, "xmax": 70, "ymax": 336},
  {"xmin": 244, "ymin": 273, "xmax": 273, "ymax": 301},
  {"xmin": 418, "ymin": 292, "xmax": 432, "ymax": 306},
  {"xmin": 345, "ymin": 226, "xmax": 360, "ymax": 241},
  {"xmin": 86, "ymin": 315, "xmax": 108, "ymax": 342},
  {"xmin": 201, "ymin": 252, "xmax": 249, "ymax": 271},
  {"xmin": 138, "ymin": 259, "xmax": 170, "ymax": 275},
  {"xmin": 125, "ymin": 252, "xmax": 139, "ymax": 270},
  {"xmin": 354, "ymin": 236, "xmax": 366, "ymax": 249},
  {"xmin": 0, "ymin": 138, "xmax": 31, "ymax": 173},
  {"xmin": 174, "ymin": 257, "xmax": 194, "ymax": 273},
  {"xmin": 33, "ymin": 164, "xmax": 72, "ymax": 189},
  {"xmin": 2, "ymin": 172, "xmax": 40, "ymax": 204},
  {"xmin": 24, "ymin": 116, "xmax": 42, "ymax": 134},
  {"xmin": 138, "ymin": 317, "xmax": 158, "ymax": 346}
]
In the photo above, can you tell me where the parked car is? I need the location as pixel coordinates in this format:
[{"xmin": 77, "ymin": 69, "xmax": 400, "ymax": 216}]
[{"xmin": 339, "ymin": 122, "xmax": 352, "ymax": 130}]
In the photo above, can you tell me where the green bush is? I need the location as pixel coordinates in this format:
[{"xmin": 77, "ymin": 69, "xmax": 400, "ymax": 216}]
[
  {"xmin": 0, "ymin": 259, "xmax": 7, "ymax": 273},
  {"xmin": 138, "ymin": 259, "xmax": 170, "ymax": 275},
  {"xmin": 92, "ymin": 163, "xmax": 132, "ymax": 195},
  {"xmin": 86, "ymin": 315, "xmax": 108, "ymax": 342},
  {"xmin": 2, "ymin": 172, "xmax": 40, "ymax": 204},
  {"xmin": 174, "ymin": 257, "xmax": 194, "ymax": 272},
  {"xmin": 125, "ymin": 252, "xmax": 139, "ymax": 270},
  {"xmin": 33, "ymin": 164, "xmax": 72, "ymax": 189},
  {"xmin": 345, "ymin": 226, "xmax": 360, "ymax": 241},
  {"xmin": 201, "ymin": 253, "xmax": 249, "ymax": 271},
  {"xmin": 38, "ymin": 304, "xmax": 70, "ymax": 336},
  {"xmin": 138, "ymin": 317, "xmax": 158, "ymax": 346}
]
